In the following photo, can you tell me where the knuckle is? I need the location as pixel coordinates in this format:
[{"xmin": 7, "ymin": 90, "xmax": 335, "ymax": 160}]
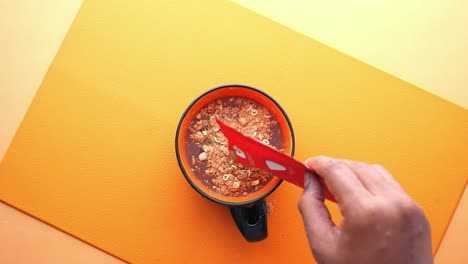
[
  {"xmin": 372, "ymin": 163, "xmax": 384, "ymax": 170},
  {"xmin": 373, "ymin": 163, "xmax": 383, "ymax": 168},
  {"xmin": 297, "ymin": 195, "xmax": 306, "ymax": 213},
  {"xmin": 357, "ymin": 201, "xmax": 381, "ymax": 221},
  {"xmin": 349, "ymin": 161, "xmax": 368, "ymax": 171},
  {"xmin": 364, "ymin": 203, "xmax": 380, "ymax": 219},
  {"xmin": 393, "ymin": 197, "xmax": 425, "ymax": 221},
  {"xmin": 353, "ymin": 161, "xmax": 367, "ymax": 168},
  {"xmin": 348, "ymin": 200, "xmax": 383, "ymax": 228},
  {"xmin": 323, "ymin": 160, "xmax": 345, "ymax": 174}
]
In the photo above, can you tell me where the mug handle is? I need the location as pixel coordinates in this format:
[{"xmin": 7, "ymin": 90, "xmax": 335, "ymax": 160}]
[{"xmin": 230, "ymin": 199, "xmax": 268, "ymax": 242}]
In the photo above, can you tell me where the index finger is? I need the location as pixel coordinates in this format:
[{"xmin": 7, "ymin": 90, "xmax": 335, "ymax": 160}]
[{"xmin": 306, "ymin": 156, "xmax": 371, "ymax": 209}]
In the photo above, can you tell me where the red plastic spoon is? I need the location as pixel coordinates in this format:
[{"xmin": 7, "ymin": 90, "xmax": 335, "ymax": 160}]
[{"xmin": 216, "ymin": 119, "xmax": 336, "ymax": 202}]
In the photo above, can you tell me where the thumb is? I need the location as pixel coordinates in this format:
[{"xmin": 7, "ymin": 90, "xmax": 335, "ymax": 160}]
[{"xmin": 298, "ymin": 169, "xmax": 338, "ymax": 247}]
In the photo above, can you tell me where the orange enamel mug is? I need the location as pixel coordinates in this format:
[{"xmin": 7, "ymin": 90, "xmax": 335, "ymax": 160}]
[{"xmin": 175, "ymin": 84, "xmax": 295, "ymax": 241}]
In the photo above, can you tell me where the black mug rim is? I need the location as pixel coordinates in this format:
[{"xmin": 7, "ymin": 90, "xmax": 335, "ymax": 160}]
[{"xmin": 175, "ymin": 84, "xmax": 295, "ymax": 207}]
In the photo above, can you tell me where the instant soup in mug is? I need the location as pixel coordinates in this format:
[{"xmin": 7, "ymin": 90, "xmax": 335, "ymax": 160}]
[{"xmin": 185, "ymin": 97, "xmax": 284, "ymax": 197}]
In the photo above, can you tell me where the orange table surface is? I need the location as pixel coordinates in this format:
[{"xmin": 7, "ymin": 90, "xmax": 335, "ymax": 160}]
[{"xmin": 0, "ymin": 1, "xmax": 467, "ymax": 263}]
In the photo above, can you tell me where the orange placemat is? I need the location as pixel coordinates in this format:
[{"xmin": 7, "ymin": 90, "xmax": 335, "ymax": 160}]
[{"xmin": 1, "ymin": 1, "xmax": 467, "ymax": 263}]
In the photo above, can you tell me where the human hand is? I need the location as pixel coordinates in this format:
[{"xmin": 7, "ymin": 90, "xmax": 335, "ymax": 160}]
[{"xmin": 298, "ymin": 156, "xmax": 432, "ymax": 264}]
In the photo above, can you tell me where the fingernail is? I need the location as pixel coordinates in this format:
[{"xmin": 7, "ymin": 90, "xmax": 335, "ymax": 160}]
[{"xmin": 305, "ymin": 158, "xmax": 314, "ymax": 167}]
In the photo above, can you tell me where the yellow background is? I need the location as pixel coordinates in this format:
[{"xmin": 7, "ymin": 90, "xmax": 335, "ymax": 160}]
[
  {"xmin": 233, "ymin": 0, "xmax": 468, "ymax": 109},
  {"xmin": 0, "ymin": 0, "xmax": 82, "ymax": 160}
]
